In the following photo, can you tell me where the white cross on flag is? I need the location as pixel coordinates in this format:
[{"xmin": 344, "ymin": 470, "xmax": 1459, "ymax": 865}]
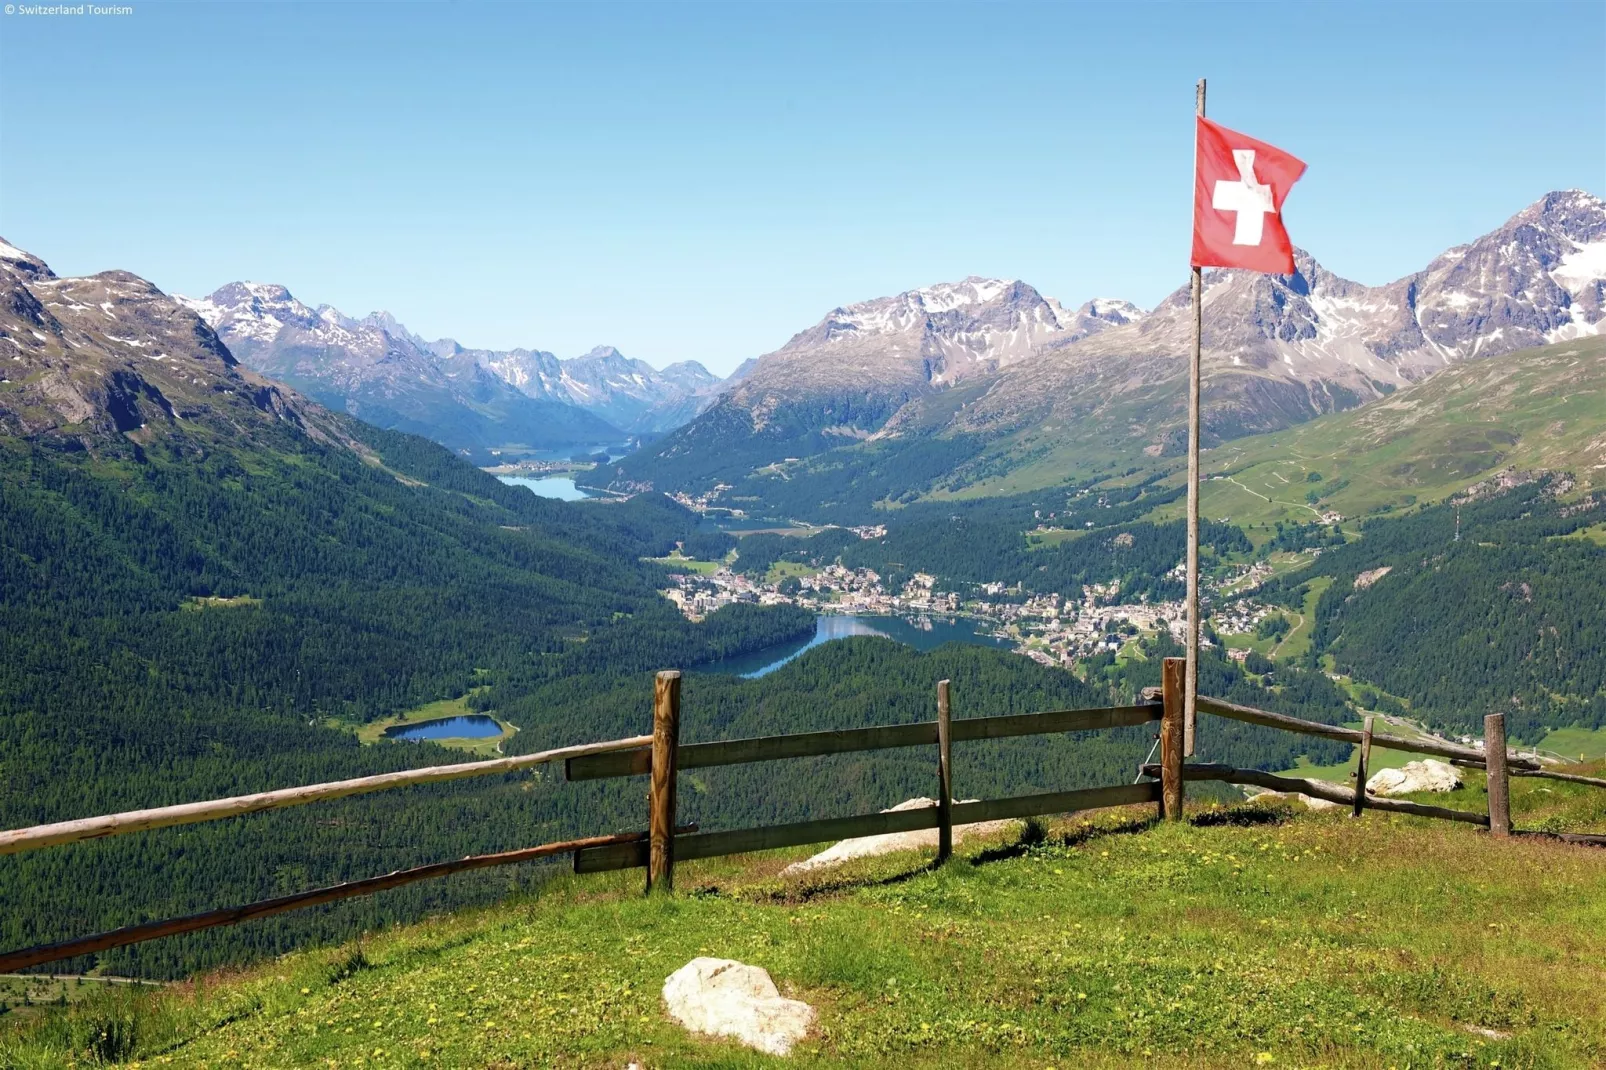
[{"xmin": 1191, "ymin": 116, "xmax": 1306, "ymax": 275}]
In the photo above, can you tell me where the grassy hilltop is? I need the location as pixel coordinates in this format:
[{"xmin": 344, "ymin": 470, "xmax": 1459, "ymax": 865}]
[{"xmin": 7, "ymin": 767, "xmax": 1604, "ymax": 1069}]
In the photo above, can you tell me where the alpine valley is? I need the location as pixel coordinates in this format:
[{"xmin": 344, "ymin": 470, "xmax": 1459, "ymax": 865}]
[{"xmin": 1, "ymin": 186, "xmax": 1604, "ymax": 994}]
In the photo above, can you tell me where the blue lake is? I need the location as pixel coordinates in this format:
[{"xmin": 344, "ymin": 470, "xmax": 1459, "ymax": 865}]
[
  {"xmin": 498, "ymin": 476, "xmax": 592, "ymax": 501},
  {"xmin": 385, "ymin": 715, "xmax": 504, "ymax": 741},
  {"xmin": 706, "ymin": 614, "xmax": 1011, "ymax": 678},
  {"xmin": 512, "ymin": 443, "xmax": 634, "ymax": 464}
]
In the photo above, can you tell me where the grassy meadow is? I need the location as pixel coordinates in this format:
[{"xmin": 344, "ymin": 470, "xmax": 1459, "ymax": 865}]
[{"xmin": 6, "ymin": 767, "xmax": 1603, "ymax": 1069}]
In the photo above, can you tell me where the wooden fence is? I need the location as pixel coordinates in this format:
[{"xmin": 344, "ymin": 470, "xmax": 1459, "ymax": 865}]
[{"xmin": 2, "ymin": 659, "xmax": 1602, "ymax": 973}]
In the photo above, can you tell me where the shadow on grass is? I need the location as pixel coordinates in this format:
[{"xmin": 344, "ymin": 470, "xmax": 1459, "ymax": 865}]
[
  {"xmin": 755, "ymin": 860, "xmax": 940, "ymax": 904},
  {"xmin": 1189, "ymin": 802, "xmax": 1295, "ymax": 828},
  {"xmin": 970, "ymin": 813, "xmax": 1159, "ymax": 867}
]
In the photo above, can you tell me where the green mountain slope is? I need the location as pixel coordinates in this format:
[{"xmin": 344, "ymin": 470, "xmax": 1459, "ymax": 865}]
[
  {"xmin": 1251, "ymin": 477, "xmax": 1606, "ymax": 742},
  {"xmin": 0, "ymin": 246, "xmax": 814, "ymax": 977},
  {"xmin": 1190, "ymin": 335, "xmax": 1606, "ymax": 529}
]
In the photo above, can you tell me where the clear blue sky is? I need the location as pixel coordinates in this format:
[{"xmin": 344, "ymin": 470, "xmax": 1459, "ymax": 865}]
[{"xmin": 3, "ymin": 1, "xmax": 1602, "ymax": 375}]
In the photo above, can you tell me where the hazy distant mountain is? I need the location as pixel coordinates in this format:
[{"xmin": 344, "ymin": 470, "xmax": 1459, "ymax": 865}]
[
  {"xmin": 179, "ymin": 285, "xmax": 620, "ymax": 454},
  {"xmin": 439, "ymin": 340, "xmax": 723, "ymax": 433},
  {"xmin": 614, "ymin": 190, "xmax": 1606, "ymax": 494}
]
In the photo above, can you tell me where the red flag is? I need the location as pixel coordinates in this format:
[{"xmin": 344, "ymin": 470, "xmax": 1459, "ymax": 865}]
[{"xmin": 1191, "ymin": 116, "xmax": 1306, "ymax": 275}]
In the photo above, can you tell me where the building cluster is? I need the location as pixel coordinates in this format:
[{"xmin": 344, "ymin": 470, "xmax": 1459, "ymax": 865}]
[
  {"xmin": 659, "ymin": 543, "xmax": 1287, "ymax": 671},
  {"xmin": 669, "ymin": 484, "xmax": 745, "ymax": 517}
]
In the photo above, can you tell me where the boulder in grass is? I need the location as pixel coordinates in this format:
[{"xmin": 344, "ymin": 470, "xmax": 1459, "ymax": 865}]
[
  {"xmin": 1367, "ymin": 759, "xmax": 1463, "ymax": 796},
  {"xmin": 1247, "ymin": 788, "xmax": 1345, "ymax": 812},
  {"xmin": 662, "ymin": 957, "xmax": 815, "ymax": 1056},
  {"xmin": 778, "ymin": 797, "xmax": 1018, "ymax": 876}
]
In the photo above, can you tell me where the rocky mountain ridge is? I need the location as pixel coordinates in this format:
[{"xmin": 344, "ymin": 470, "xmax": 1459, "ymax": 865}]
[
  {"xmin": 183, "ymin": 283, "xmax": 725, "ymax": 442},
  {"xmin": 0, "ymin": 240, "xmax": 357, "ymax": 451},
  {"xmin": 963, "ymin": 188, "xmax": 1606, "ymax": 448},
  {"xmin": 428, "ymin": 339, "xmax": 722, "ymax": 433},
  {"xmin": 178, "ymin": 284, "xmax": 625, "ymax": 454},
  {"xmin": 619, "ymin": 190, "xmax": 1606, "ymax": 491}
]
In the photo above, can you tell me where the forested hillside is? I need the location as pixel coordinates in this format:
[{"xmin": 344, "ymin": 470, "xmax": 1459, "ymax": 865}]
[
  {"xmin": 1254, "ymin": 477, "xmax": 1606, "ymax": 741},
  {"xmin": 0, "ymin": 413, "xmax": 823, "ymax": 973}
]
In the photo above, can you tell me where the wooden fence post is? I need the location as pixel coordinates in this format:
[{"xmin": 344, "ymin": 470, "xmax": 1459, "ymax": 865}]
[
  {"xmin": 1485, "ymin": 712, "xmax": 1510, "ymax": 838},
  {"xmin": 1352, "ymin": 715, "xmax": 1374, "ymax": 819},
  {"xmin": 936, "ymin": 679, "xmax": 953, "ymax": 865},
  {"xmin": 1160, "ymin": 657, "xmax": 1185, "ymax": 821},
  {"xmin": 647, "ymin": 670, "xmax": 682, "ymax": 893}
]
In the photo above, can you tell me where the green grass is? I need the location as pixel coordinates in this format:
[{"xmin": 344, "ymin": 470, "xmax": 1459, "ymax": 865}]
[
  {"xmin": 1196, "ymin": 337, "xmax": 1606, "ymax": 527},
  {"xmin": 1554, "ymin": 522, "xmax": 1606, "ymax": 547},
  {"xmin": 1218, "ymin": 576, "xmax": 1331, "ymax": 665},
  {"xmin": 649, "ymin": 553, "xmax": 723, "ymax": 575},
  {"xmin": 9, "ymin": 774, "xmax": 1605, "ymax": 1069},
  {"xmin": 766, "ymin": 561, "xmax": 818, "ymax": 584},
  {"xmin": 0, "ymin": 975, "xmax": 162, "ymax": 1024},
  {"xmin": 1538, "ymin": 726, "xmax": 1606, "ymax": 763},
  {"xmin": 1274, "ymin": 724, "xmax": 1438, "ymax": 784},
  {"xmin": 349, "ymin": 694, "xmax": 513, "ymax": 757},
  {"xmin": 1271, "ymin": 576, "xmax": 1331, "ymax": 663}
]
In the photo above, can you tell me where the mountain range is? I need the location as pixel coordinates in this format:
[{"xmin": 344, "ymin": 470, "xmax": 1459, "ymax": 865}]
[
  {"xmin": 177, "ymin": 284, "xmax": 728, "ymax": 456},
  {"xmin": 612, "ymin": 189, "xmax": 1606, "ymax": 499},
  {"xmin": 0, "ymin": 241, "xmax": 354, "ymax": 450},
  {"xmin": 7, "ymin": 187, "xmax": 1601, "ymax": 496}
]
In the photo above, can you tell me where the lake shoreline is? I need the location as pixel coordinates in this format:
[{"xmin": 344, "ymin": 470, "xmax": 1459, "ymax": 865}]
[{"xmin": 700, "ymin": 612, "xmax": 1014, "ymax": 678}]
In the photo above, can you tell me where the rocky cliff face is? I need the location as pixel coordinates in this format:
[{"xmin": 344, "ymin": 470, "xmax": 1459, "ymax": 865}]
[{"xmin": 0, "ymin": 240, "xmax": 353, "ymax": 450}]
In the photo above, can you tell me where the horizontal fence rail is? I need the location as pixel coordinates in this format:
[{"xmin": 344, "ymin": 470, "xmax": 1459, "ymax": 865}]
[
  {"xmin": 0, "ymin": 735, "xmax": 653, "ymax": 857},
  {"xmin": 575, "ymin": 783, "xmax": 1163, "ymax": 873},
  {"xmin": 567, "ymin": 704, "xmax": 1162, "ymax": 781},
  {"xmin": 1196, "ymin": 696, "xmax": 1543, "ymax": 771},
  {"xmin": 0, "ymin": 829, "xmax": 688, "ymax": 975},
  {"xmin": 6, "ymin": 665, "xmax": 1598, "ymax": 977},
  {"xmin": 1141, "ymin": 762, "xmax": 1490, "ymax": 827}
]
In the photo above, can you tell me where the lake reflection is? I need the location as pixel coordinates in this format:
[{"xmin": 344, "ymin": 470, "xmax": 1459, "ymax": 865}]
[
  {"xmin": 385, "ymin": 715, "xmax": 504, "ymax": 741},
  {"xmin": 705, "ymin": 614, "xmax": 1010, "ymax": 678}
]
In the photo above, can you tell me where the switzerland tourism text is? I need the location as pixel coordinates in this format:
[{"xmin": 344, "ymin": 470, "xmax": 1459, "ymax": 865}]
[{"xmin": 6, "ymin": 4, "xmax": 134, "ymax": 14}]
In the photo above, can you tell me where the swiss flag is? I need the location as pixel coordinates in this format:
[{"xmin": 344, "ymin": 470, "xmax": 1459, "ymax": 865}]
[{"xmin": 1191, "ymin": 116, "xmax": 1306, "ymax": 275}]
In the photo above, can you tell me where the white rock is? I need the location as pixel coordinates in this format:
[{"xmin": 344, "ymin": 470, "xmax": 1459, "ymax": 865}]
[
  {"xmin": 663, "ymin": 958, "xmax": 815, "ymax": 1056},
  {"xmin": 779, "ymin": 797, "xmax": 1018, "ymax": 876},
  {"xmin": 1367, "ymin": 759, "xmax": 1463, "ymax": 796},
  {"xmin": 1246, "ymin": 788, "xmax": 1344, "ymax": 811}
]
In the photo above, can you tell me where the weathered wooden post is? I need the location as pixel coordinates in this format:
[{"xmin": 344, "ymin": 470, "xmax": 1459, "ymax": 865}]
[
  {"xmin": 936, "ymin": 679, "xmax": 953, "ymax": 865},
  {"xmin": 1352, "ymin": 715, "xmax": 1374, "ymax": 819},
  {"xmin": 647, "ymin": 670, "xmax": 682, "ymax": 893},
  {"xmin": 1485, "ymin": 712, "xmax": 1510, "ymax": 838},
  {"xmin": 1160, "ymin": 657, "xmax": 1186, "ymax": 821}
]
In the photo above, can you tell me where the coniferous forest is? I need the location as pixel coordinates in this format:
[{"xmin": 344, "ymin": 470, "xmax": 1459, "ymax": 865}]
[
  {"xmin": 1, "ymin": 369, "xmax": 1599, "ymax": 982},
  {"xmin": 0, "ymin": 409, "xmax": 1366, "ymax": 980}
]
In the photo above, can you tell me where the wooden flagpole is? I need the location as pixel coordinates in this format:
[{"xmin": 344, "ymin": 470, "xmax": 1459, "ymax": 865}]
[{"xmin": 1185, "ymin": 78, "xmax": 1206, "ymax": 757}]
